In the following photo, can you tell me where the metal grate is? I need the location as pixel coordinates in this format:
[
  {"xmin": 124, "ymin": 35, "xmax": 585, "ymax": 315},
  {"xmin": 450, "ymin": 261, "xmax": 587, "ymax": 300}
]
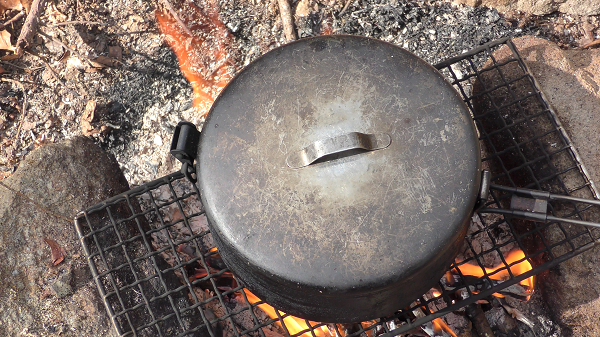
[{"xmin": 75, "ymin": 38, "xmax": 600, "ymax": 337}]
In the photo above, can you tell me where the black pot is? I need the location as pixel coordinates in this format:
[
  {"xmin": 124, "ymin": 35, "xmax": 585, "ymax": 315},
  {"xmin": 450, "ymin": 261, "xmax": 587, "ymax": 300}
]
[{"xmin": 196, "ymin": 35, "xmax": 481, "ymax": 322}]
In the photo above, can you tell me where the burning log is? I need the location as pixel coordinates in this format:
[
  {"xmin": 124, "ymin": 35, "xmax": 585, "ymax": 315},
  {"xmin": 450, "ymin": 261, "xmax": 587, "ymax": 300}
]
[{"xmin": 465, "ymin": 304, "xmax": 494, "ymax": 337}]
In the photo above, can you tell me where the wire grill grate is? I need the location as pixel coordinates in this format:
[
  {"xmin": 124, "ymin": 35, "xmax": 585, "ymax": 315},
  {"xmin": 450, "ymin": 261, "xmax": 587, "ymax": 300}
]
[{"xmin": 75, "ymin": 38, "xmax": 600, "ymax": 337}]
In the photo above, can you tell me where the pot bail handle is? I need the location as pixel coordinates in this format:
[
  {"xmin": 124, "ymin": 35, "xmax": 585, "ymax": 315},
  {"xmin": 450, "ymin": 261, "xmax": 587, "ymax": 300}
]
[{"xmin": 286, "ymin": 132, "xmax": 391, "ymax": 169}]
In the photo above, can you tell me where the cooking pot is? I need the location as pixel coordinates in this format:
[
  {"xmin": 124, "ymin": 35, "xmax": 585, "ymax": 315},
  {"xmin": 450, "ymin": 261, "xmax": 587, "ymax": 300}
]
[
  {"xmin": 168, "ymin": 35, "xmax": 600, "ymax": 323},
  {"xmin": 186, "ymin": 35, "xmax": 481, "ymax": 323}
]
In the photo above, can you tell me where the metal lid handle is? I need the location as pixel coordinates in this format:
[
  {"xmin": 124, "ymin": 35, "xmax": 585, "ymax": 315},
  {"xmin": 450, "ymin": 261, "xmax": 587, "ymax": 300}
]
[{"xmin": 286, "ymin": 132, "xmax": 391, "ymax": 169}]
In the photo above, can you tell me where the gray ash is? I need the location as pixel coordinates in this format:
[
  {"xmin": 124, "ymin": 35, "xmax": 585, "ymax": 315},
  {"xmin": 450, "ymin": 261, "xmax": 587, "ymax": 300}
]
[{"xmin": 333, "ymin": 1, "xmax": 540, "ymax": 65}]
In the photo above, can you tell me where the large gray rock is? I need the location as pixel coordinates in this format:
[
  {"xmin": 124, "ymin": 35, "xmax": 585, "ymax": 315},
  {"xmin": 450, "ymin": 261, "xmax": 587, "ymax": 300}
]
[
  {"xmin": 509, "ymin": 37, "xmax": 600, "ymax": 190},
  {"xmin": 453, "ymin": 0, "xmax": 600, "ymax": 15},
  {"xmin": 0, "ymin": 137, "xmax": 129, "ymax": 336},
  {"xmin": 486, "ymin": 36, "xmax": 600, "ymax": 337}
]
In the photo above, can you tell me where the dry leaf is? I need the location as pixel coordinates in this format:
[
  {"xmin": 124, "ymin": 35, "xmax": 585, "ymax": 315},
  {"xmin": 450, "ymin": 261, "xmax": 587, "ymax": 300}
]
[
  {"xmin": 83, "ymin": 99, "xmax": 96, "ymax": 122},
  {"xmin": 66, "ymin": 56, "xmax": 85, "ymax": 70},
  {"xmin": 91, "ymin": 55, "xmax": 116, "ymax": 67},
  {"xmin": 0, "ymin": 171, "xmax": 11, "ymax": 180},
  {"xmin": 21, "ymin": 120, "xmax": 36, "ymax": 131},
  {"xmin": 0, "ymin": 0, "xmax": 23, "ymax": 12},
  {"xmin": 108, "ymin": 46, "xmax": 122, "ymax": 61},
  {"xmin": 0, "ymin": 30, "xmax": 14, "ymax": 52},
  {"xmin": 80, "ymin": 100, "xmax": 109, "ymax": 137},
  {"xmin": 43, "ymin": 238, "xmax": 67, "ymax": 266},
  {"xmin": 81, "ymin": 100, "xmax": 96, "ymax": 135},
  {"xmin": 582, "ymin": 39, "xmax": 600, "ymax": 49},
  {"xmin": 46, "ymin": 2, "xmax": 67, "ymax": 24}
]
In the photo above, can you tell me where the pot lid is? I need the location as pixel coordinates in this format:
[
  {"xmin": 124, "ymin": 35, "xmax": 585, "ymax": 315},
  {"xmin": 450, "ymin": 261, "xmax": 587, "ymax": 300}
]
[{"xmin": 198, "ymin": 35, "xmax": 480, "ymax": 319}]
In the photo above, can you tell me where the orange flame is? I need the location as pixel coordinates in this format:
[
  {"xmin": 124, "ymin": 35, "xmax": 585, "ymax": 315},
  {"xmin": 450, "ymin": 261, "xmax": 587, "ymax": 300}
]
[
  {"xmin": 243, "ymin": 290, "xmax": 381, "ymax": 337},
  {"xmin": 155, "ymin": 2, "xmax": 234, "ymax": 117},
  {"xmin": 432, "ymin": 318, "xmax": 457, "ymax": 337},
  {"xmin": 428, "ymin": 290, "xmax": 457, "ymax": 337},
  {"xmin": 455, "ymin": 250, "xmax": 534, "ymax": 300},
  {"xmin": 243, "ymin": 290, "xmax": 330, "ymax": 337}
]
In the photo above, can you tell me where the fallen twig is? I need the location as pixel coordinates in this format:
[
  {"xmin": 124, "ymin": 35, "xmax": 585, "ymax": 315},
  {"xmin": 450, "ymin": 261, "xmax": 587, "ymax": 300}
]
[
  {"xmin": 0, "ymin": 78, "xmax": 27, "ymax": 149},
  {"xmin": 45, "ymin": 20, "xmax": 108, "ymax": 28},
  {"xmin": 1, "ymin": 60, "xmax": 42, "ymax": 71},
  {"xmin": 114, "ymin": 29, "xmax": 160, "ymax": 36},
  {"xmin": 339, "ymin": 0, "xmax": 353, "ymax": 16},
  {"xmin": 37, "ymin": 29, "xmax": 95, "ymax": 67},
  {"xmin": 0, "ymin": 11, "xmax": 26, "ymax": 30},
  {"xmin": 277, "ymin": 0, "xmax": 297, "ymax": 41},
  {"xmin": 12, "ymin": 0, "xmax": 48, "ymax": 59}
]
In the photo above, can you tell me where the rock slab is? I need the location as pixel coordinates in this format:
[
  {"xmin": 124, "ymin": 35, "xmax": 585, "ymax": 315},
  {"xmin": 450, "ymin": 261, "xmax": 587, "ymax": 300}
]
[
  {"xmin": 0, "ymin": 137, "xmax": 129, "ymax": 336},
  {"xmin": 495, "ymin": 36, "xmax": 600, "ymax": 337},
  {"xmin": 454, "ymin": 0, "xmax": 600, "ymax": 15}
]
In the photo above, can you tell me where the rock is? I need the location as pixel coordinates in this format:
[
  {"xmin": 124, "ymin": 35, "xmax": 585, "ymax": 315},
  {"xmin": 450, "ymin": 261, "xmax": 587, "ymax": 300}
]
[
  {"xmin": 295, "ymin": 0, "xmax": 311, "ymax": 17},
  {"xmin": 0, "ymin": 137, "xmax": 129, "ymax": 336},
  {"xmin": 508, "ymin": 36, "xmax": 600, "ymax": 187},
  {"xmin": 453, "ymin": 0, "xmax": 482, "ymax": 7},
  {"xmin": 454, "ymin": 0, "xmax": 600, "ymax": 16},
  {"xmin": 482, "ymin": 36, "xmax": 600, "ymax": 337},
  {"xmin": 50, "ymin": 271, "xmax": 73, "ymax": 298}
]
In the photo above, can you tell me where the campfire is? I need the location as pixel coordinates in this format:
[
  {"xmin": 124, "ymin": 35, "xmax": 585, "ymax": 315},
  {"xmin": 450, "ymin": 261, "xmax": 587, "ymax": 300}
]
[
  {"xmin": 73, "ymin": 2, "xmax": 600, "ymax": 337},
  {"xmin": 151, "ymin": 5, "xmax": 542, "ymax": 336}
]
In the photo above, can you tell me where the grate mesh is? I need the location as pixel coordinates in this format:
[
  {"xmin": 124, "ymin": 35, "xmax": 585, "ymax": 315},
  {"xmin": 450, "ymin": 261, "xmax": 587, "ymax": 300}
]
[{"xmin": 75, "ymin": 38, "xmax": 600, "ymax": 337}]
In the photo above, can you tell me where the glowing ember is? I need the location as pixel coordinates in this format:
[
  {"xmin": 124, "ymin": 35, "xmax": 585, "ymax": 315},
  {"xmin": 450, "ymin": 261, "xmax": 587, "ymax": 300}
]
[
  {"xmin": 455, "ymin": 250, "xmax": 535, "ymax": 300},
  {"xmin": 156, "ymin": 2, "xmax": 234, "ymax": 118}
]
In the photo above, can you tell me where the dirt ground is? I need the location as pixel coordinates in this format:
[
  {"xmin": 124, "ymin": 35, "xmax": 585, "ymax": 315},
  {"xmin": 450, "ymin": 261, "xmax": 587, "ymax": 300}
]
[{"xmin": 0, "ymin": 0, "xmax": 599, "ymax": 185}]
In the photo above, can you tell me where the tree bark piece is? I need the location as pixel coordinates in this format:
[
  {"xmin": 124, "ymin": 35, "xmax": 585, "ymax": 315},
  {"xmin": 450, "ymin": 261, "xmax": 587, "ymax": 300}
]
[{"xmin": 277, "ymin": 0, "xmax": 297, "ymax": 41}]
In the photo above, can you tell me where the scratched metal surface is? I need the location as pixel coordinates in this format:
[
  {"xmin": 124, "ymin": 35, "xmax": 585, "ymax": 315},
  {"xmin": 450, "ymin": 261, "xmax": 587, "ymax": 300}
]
[{"xmin": 198, "ymin": 35, "xmax": 481, "ymax": 322}]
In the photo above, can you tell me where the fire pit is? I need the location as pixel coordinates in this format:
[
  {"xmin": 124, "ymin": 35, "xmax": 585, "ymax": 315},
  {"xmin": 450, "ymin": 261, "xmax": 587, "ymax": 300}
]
[{"xmin": 74, "ymin": 38, "xmax": 600, "ymax": 337}]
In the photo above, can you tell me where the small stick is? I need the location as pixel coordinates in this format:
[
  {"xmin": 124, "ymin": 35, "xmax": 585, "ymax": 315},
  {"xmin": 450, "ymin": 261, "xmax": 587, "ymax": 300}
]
[
  {"xmin": 14, "ymin": 0, "xmax": 48, "ymax": 58},
  {"xmin": 45, "ymin": 20, "xmax": 108, "ymax": 27},
  {"xmin": 0, "ymin": 78, "xmax": 27, "ymax": 149},
  {"xmin": 2, "ymin": 60, "xmax": 42, "ymax": 70},
  {"xmin": 339, "ymin": 0, "xmax": 353, "ymax": 16},
  {"xmin": 114, "ymin": 29, "xmax": 160, "ymax": 36},
  {"xmin": 277, "ymin": 0, "xmax": 297, "ymax": 41},
  {"xmin": 37, "ymin": 29, "xmax": 93, "ymax": 67},
  {"xmin": 0, "ymin": 11, "xmax": 26, "ymax": 30}
]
